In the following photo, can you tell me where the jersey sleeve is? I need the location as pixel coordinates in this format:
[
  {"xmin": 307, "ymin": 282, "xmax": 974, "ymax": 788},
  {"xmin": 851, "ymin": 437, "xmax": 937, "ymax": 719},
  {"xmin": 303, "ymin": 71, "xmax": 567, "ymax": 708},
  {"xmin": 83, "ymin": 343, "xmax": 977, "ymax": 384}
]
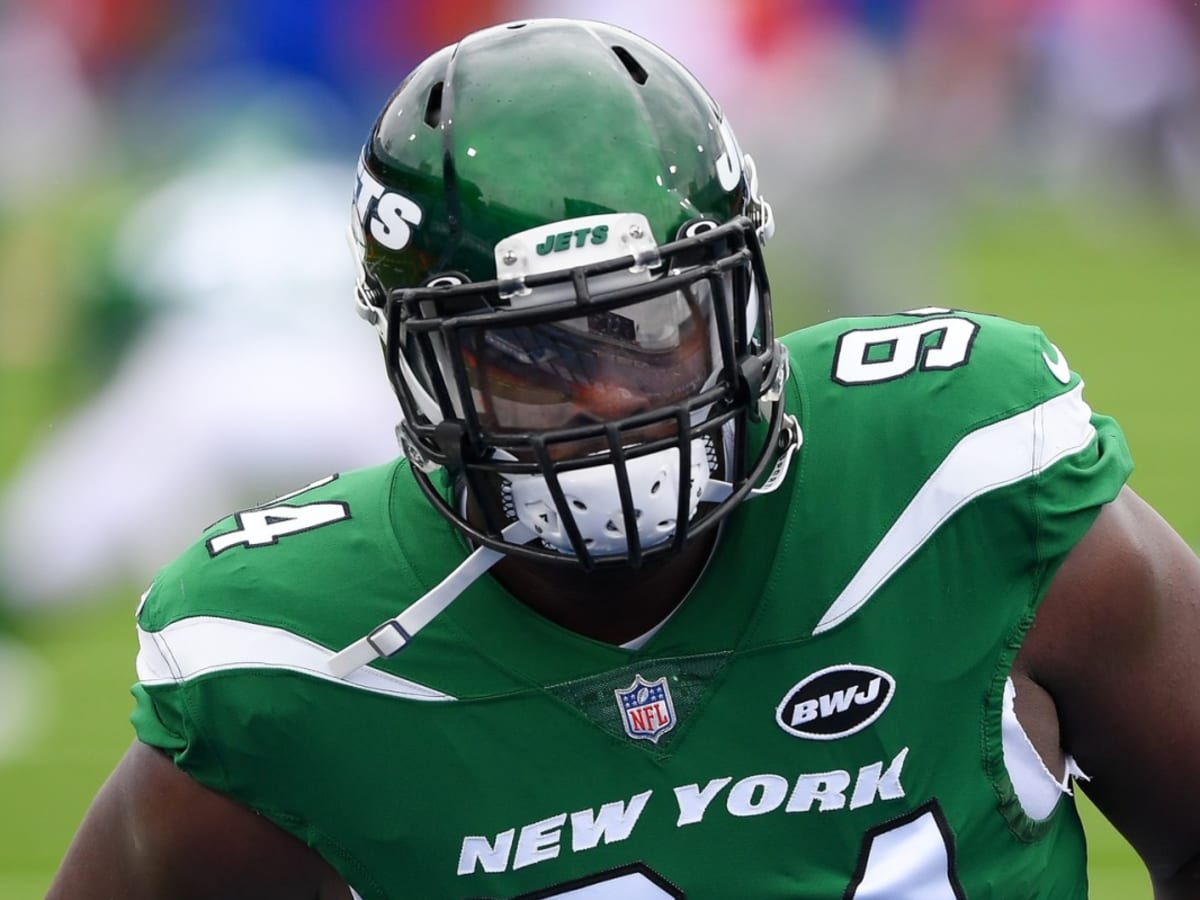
[
  {"xmin": 128, "ymin": 574, "xmax": 223, "ymax": 778},
  {"xmin": 130, "ymin": 680, "xmax": 187, "ymax": 753},
  {"xmin": 959, "ymin": 320, "xmax": 1134, "ymax": 591},
  {"xmin": 981, "ymin": 316, "xmax": 1133, "ymax": 581},
  {"xmin": 1031, "ymin": 397, "xmax": 1132, "ymax": 583}
]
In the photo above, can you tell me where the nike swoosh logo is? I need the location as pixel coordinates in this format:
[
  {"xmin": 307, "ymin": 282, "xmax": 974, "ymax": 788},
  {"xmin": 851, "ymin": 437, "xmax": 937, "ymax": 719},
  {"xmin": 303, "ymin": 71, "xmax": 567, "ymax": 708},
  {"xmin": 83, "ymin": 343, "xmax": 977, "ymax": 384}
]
[{"xmin": 1043, "ymin": 344, "xmax": 1071, "ymax": 384}]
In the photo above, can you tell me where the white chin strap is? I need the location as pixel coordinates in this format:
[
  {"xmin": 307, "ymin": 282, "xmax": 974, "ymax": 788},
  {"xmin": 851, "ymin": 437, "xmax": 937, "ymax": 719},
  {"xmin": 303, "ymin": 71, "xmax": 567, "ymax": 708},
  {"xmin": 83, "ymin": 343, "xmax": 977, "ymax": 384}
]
[{"xmin": 504, "ymin": 439, "xmax": 712, "ymax": 557}]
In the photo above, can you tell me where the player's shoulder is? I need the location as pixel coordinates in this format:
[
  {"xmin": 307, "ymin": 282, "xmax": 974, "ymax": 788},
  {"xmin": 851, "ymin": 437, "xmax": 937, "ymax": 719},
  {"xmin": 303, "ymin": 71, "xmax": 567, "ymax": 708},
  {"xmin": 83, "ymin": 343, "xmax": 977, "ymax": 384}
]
[
  {"xmin": 783, "ymin": 307, "xmax": 1078, "ymax": 419},
  {"xmin": 771, "ymin": 307, "xmax": 1131, "ymax": 598},
  {"xmin": 137, "ymin": 457, "xmax": 456, "ymax": 634},
  {"xmin": 776, "ymin": 307, "xmax": 1121, "ymax": 491}
]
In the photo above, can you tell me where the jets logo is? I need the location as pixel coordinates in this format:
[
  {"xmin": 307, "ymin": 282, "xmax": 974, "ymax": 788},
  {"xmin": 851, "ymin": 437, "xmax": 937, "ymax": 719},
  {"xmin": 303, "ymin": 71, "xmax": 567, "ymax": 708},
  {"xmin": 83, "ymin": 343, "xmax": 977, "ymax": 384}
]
[
  {"xmin": 353, "ymin": 161, "xmax": 422, "ymax": 251},
  {"xmin": 775, "ymin": 664, "xmax": 895, "ymax": 740},
  {"xmin": 535, "ymin": 225, "xmax": 609, "ymax": 256}
]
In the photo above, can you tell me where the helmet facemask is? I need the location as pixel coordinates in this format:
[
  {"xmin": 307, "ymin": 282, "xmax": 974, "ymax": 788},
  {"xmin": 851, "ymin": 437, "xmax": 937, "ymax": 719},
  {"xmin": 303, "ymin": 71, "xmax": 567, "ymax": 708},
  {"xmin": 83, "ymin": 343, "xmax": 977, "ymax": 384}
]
[{"xmin": 366, "ymin": 211, "xmax": 787, "ymax": 570}]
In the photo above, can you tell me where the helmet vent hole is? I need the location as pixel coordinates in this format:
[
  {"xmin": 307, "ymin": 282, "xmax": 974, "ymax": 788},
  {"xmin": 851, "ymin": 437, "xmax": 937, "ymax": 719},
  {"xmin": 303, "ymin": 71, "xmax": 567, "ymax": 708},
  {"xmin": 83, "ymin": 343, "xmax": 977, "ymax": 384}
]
[
  {"xmin": 605, "ymin": 520, "xmax": 620, "ymax": 533},
  {"xmin": 611, "ymin": 45, "xmax": 648, "ymax": 86},
  {"xmin": 650, "ymin": 480, "xmax": 662, "ymax": 494},
  {"xmin": 423, "ymin": 81, "xmax": 445, "ymax": 128},
  {"xmin": 571, "ymin": 499, "xmax": 587, "ymax": 511}
]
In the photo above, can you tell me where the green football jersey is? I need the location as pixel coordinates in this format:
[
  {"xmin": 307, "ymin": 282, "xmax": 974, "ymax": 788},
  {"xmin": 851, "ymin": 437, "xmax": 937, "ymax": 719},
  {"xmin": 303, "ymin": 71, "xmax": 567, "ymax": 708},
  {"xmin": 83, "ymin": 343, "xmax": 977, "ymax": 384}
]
[{"xmin": 132, "ymin": 309, "xmax": 1131, "ymax": 899}]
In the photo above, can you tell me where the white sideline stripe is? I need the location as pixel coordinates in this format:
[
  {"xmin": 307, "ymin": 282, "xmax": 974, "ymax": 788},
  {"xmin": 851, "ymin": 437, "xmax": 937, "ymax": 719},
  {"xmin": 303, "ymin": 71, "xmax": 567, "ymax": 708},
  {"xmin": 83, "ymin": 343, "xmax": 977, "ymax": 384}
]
[
  {"xmin": 813, "ymin": 384, "xmax": 1097, "ymax": 634},
  {"xmin": 137, "ymin": 616, "xmax": 455, "ymax": 701}
]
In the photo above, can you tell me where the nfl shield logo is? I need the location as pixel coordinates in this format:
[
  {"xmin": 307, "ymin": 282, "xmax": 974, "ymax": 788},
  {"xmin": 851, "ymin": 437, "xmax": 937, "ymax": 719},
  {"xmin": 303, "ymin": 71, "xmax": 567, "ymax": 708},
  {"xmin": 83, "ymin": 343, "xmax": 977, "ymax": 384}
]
[{"xmin": 614, "ymin": 674, "xmax": 677, "ymax": 743}]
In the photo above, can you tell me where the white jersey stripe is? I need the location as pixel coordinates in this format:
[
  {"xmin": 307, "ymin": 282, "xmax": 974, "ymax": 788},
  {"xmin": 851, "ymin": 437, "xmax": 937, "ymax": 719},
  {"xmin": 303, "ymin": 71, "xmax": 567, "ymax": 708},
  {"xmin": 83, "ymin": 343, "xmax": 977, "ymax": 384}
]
[
  {"xmin": 136, "ymin": 616, "xmax": 455, "ymax": 701},
  {"xmin": 814, "ymin": 383, "xmax": 1097, "ymax": 634}
]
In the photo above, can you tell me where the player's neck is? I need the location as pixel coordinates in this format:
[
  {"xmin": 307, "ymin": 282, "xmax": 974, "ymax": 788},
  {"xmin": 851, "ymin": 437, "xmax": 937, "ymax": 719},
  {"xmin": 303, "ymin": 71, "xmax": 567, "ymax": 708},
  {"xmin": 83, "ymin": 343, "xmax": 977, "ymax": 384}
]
[{"xmin": 489, "ymin": 528, "xmax": 719, "ymax": 645}]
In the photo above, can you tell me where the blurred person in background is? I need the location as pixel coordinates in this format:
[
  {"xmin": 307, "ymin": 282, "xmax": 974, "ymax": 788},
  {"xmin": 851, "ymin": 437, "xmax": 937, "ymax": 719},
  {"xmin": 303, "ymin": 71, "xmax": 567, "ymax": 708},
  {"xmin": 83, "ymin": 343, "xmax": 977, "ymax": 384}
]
[
  {"xmin": 0, "ymin": 0, "xmax": 516, "ymax": 611},
  {"xmin": 0, "ymin": 98, "xmax": 401, "ymax": 610},
  {"xmin": 47, "ymin": 18, "xmax": 1200, "ymax": 899}
]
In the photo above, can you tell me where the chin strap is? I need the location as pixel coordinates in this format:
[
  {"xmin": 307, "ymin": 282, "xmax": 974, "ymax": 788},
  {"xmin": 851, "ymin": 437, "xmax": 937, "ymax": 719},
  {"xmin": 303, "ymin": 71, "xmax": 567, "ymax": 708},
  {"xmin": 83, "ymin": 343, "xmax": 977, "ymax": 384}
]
[
  {"xmin": 701, "ymin": 413, "xmax": 802, "ymax": 503},
  {"xmin": 327, "ymin": 413, "xmax": 803, "ymax": 679},
  {"xmin": 326, "ymin": 520, "xmax": 536, "ymax": 678}
]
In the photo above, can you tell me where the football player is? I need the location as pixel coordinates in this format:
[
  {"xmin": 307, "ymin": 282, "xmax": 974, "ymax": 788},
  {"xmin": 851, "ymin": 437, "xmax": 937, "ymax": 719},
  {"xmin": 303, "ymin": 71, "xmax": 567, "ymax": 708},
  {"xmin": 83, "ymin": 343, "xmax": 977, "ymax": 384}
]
[{"xmin": 49, "ymin": 18, "xmax": 1200, "ymax": 900}]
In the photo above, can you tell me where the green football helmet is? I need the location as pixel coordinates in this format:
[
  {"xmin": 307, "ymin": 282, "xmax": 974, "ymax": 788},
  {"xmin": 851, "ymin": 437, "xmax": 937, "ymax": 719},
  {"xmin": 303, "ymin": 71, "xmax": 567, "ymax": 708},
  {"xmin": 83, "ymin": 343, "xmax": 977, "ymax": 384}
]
[{"xmin": 351, "ymin": 18, "xmax": 789, "ymax": 569}]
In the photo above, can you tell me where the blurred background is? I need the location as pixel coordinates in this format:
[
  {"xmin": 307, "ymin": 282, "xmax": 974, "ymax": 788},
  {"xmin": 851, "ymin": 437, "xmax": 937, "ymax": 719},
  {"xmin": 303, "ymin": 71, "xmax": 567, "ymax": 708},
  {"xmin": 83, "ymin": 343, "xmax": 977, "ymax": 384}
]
[{"xmin": 2, "ymin": 0, "xmax": 1198, "ymax": 896}]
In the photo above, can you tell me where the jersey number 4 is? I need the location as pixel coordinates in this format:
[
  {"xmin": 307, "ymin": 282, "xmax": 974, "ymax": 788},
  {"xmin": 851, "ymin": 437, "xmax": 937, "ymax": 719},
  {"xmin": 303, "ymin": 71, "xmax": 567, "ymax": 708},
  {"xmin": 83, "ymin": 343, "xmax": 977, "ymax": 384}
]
[{"xmin": 206, "ymin": 476, "xmax": 349, "ymax": 556}]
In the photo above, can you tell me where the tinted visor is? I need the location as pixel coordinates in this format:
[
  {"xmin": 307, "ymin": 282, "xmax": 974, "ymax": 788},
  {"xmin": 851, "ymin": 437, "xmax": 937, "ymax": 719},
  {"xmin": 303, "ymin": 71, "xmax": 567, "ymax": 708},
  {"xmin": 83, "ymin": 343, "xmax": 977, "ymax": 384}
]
[{"xmin": 459, "ymin": 286, "xmax": 718, "ymax": 433}]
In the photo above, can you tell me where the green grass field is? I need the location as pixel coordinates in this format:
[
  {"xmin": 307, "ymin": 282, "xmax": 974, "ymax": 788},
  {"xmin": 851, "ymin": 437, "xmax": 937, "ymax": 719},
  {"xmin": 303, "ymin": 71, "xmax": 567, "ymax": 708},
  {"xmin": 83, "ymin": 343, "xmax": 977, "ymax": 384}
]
[{"xmin": 1, "ymin": 200, "xmax": 1196, "ymax": 898}]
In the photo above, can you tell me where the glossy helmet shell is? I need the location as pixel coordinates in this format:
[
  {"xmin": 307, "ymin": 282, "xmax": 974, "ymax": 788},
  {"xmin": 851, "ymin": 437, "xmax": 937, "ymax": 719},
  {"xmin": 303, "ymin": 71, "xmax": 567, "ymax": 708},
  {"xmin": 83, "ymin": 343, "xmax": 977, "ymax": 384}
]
[{"xmin": 351, "ymin": 18, "xmax": 785, "ymax": 569}]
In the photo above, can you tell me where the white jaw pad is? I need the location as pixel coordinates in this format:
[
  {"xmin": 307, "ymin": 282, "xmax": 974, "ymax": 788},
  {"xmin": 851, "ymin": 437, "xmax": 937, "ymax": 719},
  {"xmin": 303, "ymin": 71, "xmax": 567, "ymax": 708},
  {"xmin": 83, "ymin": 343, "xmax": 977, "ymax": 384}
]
[{"xmin": 505, "ymin": 439, "xmax": 711, "ymax": 557}]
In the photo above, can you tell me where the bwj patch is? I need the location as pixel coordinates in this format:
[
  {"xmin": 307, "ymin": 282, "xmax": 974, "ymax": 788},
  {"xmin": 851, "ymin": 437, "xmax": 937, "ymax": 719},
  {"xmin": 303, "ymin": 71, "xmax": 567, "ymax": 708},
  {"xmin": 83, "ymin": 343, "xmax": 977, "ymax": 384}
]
[{"xmin": 614, "ymin": 674, "xmax": 676, "ymax": 743}]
